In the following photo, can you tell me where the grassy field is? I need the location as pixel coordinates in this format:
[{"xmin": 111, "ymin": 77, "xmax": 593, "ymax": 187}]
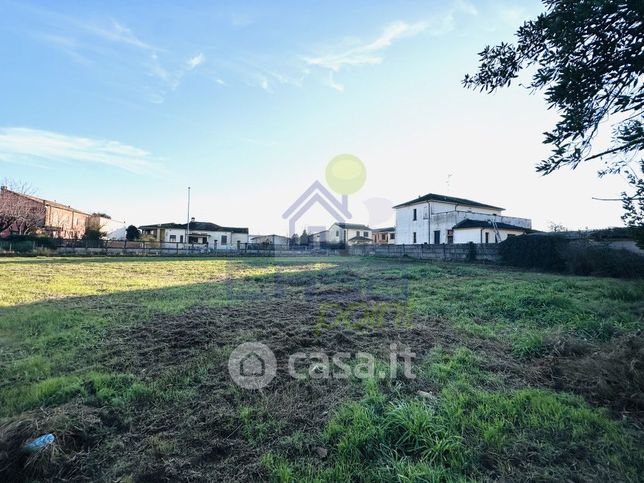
[{"xmin": 0, "ymin": 256, "xmax": 642, "ymax": 481}]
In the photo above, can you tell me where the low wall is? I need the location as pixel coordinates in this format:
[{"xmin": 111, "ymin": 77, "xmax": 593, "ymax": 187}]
[{"xmin": 348, "ymin": 243, "xmax": 501, "ymax": 262}]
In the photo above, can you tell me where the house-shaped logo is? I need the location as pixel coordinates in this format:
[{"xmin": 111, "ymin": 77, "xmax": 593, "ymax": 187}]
[
  {"xmin": 240, "ymin": 351, "xmax": 266, "ymax": 377},
  {"xmin": 282, "ymin": 180, "xmax": 351, "ymax": 236},
  {"xmin": 228, "ymin": 342, "xmax": 277, "ymax": 390},
  {"xmin": 282, "ymin": 154, "xmax": 366, "ymax": 236}
]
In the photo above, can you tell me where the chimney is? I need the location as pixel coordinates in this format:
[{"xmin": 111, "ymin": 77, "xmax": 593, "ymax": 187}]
[
  {"xmin": 191, "ymin": 217, "xmax": 195, "ymax": 222},
  {"xmin": 0, "ymin": 185, "xmax": 7, "ymax": 192}
]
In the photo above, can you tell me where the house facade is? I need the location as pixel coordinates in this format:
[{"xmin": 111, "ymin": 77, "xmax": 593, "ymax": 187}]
[
  {"xmin": 0, "ymin": 186, "xmax": 90, "ymax": 238},
  {"xmin": 326, "ymin": 222, "xmax": 372, "ymax": 246},
  {"xmin": 394, "ymin": 193, "xmax": 532, "ymax": 245},
  {"xmin": 372, "ymin": 227, "xmax": 395, "ymax": 245},
  {"xmin": 139, "ymin": 218, "xmax": 249, "ymax": 249},
  {"xmin": 309, "ymin": 230, "xmax": 328, "ymax": 246}
]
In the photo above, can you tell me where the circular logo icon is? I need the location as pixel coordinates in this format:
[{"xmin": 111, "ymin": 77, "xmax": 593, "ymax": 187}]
[
  {"xmin": 325, "ymin": 154, "xmax": 367, "ymax": 195},
  {"xmin": 228, "ymin": 342, "xmax": 277, "ymax": 390}
]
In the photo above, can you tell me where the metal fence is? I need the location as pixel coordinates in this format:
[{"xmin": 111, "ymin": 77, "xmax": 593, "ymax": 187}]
[
  {"xmin": 0, "ymin": 238, "xmax": 345, "ymax": 257},
  {"xmin": 0, "ymin": 238, "xmax": 500, "ymax": 261}
]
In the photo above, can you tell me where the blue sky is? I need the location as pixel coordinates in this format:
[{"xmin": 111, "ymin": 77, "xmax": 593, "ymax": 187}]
[{"xmin": 0, "ymin": 0, "xmax": 628, "ymax": 233}]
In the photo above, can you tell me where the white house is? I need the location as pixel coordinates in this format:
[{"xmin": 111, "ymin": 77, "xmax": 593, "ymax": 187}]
[
  {"xmin": 309, "ymin": 222, "xmax": 373, "ymax": 246},
  {"xmin": 393, "ymin": 193, "xmax": 533, "ymax": 245},
  {"xmin": 139, "ymin": 218, "xmax": 249, "ymax": 249},
  {"xmin": 326, "ymin": 222, "xmax": 373, "ymax": 246},
  {"xmin": 92, "ymin": 216, "xmax": 127, "ymax": 240}
]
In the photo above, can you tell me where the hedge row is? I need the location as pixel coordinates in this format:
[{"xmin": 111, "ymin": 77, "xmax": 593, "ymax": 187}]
[{"xmin": 499, "ymin": 235, "xmax": 644, "ymax": 279}]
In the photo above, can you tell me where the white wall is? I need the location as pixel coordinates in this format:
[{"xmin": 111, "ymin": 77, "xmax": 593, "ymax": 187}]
[
  {"xmin": 454, "ymin": 228, "xmax": 528, "ymax": 244},
  {"xmin": 328, "ymin": 223, "xmax": 372, "ymax": 243},
  {"xmin": 453, "ymin": 228, "xmax": 481, "ymax": 244},
  {"xmin": 97, "ymin": 217, "xmax": 126, "ymax": 240}
]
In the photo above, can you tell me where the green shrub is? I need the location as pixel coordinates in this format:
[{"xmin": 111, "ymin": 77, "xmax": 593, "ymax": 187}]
[
  {"xmin": 2, "ymin": 234, "xmax": 57, "ymax": 250},
  {"xmin": 563, "ymin": 241, "xmax": 644, "ymax": 278},
  {"xmin": 499, "ymin": 235, "xmax": 568, "ymax": 271},
  {"xmin": 500, "ymin": 235, "xmax": 644, "ymax": 279}
]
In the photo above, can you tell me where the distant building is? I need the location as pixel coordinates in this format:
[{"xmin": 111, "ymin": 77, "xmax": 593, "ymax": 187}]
[
  {"xmin": 139, "ymin": 218, "xmax": 249, "ymax": 249},
  {"xmin": 250, "ymin": 234, "xmax": 290, "ymax": 245},
  {"xmin": 89, "ymin": 215, "xmax": 127, "ymax": 240},
  {"xmin": 311, "ymin": 222, "xmax": 373, "ymax": 246},
  {"xmin": 0, "ymin": 186, "xmax": 90, "ymax": 238},
  {"xmin": 393, "ymin": 193, "xmax": 533, "ymax": 245},
  {"xmin": 372, "ymin": 227, "xmax": 395, "ymax": 245},
  {"xmin": 329, "ymin": 222, "xmax": 372, "ymax": 246}
]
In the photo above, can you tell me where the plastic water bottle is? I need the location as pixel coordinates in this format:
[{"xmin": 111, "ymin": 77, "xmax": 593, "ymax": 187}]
[{"xmin": 23, "ymin": 434, "xmax": 55, "ymax": 453}]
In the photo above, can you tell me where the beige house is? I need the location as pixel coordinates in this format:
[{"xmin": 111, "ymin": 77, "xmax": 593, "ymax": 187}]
[{"xmin": 372, "ymin": 227, "xmax": 395, "ymax": 245}]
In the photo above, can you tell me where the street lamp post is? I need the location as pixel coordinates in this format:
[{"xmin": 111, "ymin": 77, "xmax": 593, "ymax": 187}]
[{"xmin": 186, "ymin": 186, "xmax": 191, "ymax": 247}]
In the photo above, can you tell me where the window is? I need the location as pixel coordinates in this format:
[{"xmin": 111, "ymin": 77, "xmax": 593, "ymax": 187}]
[
  {"xmin": 390, "ymin": 233, "xmax": 395, "ymax": 240},
  {"xmin": 169, "ymin": 235, "xmax": 176, "ymax": 242},
  {"xmin": 221, "ymin": 235, "xmax": 228, "ymax": 245},
  {"xmin": 413, "ymin": 208, "xmax": 417, "ymax": 221},
  {"xmin": 364, "ymin": 231, "xmax": 368, "ymax": 237},
  {"xmin": 447, "ymin": 229, "xmax": 453, "ymax": 244},
  {"xmin": 485, "ymin": 232, "xmax": 489, "ymax": 244},
  {"xmin": 179, "ymin": 235, "xmax": 184, "ymax": 243},
  {"xmin": 434, "ymin": 230, "xmax": 440, "ymax": 244},
  {"xmin": 413, "ymin": 232, "xmax": 417, "ymax": 244},
  {"xmin": 336, "ymin": 230, "xmax": 339, "ymax": 237}
]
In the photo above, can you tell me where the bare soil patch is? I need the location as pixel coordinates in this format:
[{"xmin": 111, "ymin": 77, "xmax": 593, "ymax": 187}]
[{"xmin": 541, "ymin": 332, "xmax": 644, "ymax": 420}]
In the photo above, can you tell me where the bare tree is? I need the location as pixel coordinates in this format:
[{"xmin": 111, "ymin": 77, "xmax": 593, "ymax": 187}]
[
  {"xmin": 0, "ymin": 179, "xmax": 44, "ymax": 235},
  {"xmin": 547, "ymin": 222, "xmax": 568, "ymax": 233}
]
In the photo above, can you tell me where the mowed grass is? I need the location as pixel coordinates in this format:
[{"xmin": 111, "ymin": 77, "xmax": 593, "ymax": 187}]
[
  {"xmin": 0, "ymin": 257, "xmax": 333, "ymax": 416},
  {"xmin": 0, "ymin": 256, "xmax": 642, "ymax": 481}
]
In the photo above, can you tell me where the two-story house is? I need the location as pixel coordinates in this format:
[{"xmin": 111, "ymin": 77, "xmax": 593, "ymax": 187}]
[
  {"xmin": 325, "ymin": 222, "xmax": 372, "ymax": 246},
  {"xmin": 394, "ymin": 193, "xmax": 533, "ymax": 245}
]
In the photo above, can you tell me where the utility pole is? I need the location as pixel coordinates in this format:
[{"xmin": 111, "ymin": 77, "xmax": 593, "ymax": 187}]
[{"xmin": 186, "ymin": 186, "xmax": 191, "ymax": 245}]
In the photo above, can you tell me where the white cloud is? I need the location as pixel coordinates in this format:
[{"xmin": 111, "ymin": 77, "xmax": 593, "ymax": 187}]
[
  {"xmin": 305, "ymin": 20, "xmax": 427, "ymax": 72},
  {"xmin": 0, "ymin": 128, "xmax": 163, "ymax": 175},
  {"xmin": 84, "ymin": 20, "xmax": 155, "ymax": 51},
  {"xmin": 215, "ymin": 78, "xmax": 227, "ymax": 86},
  {"xmin": 187, "ymin": 52, "xmax": 206, "ymax": 70},
  {"xmin": 305, "ymin": 2, "xmax": 477, "ymax": 91}
]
